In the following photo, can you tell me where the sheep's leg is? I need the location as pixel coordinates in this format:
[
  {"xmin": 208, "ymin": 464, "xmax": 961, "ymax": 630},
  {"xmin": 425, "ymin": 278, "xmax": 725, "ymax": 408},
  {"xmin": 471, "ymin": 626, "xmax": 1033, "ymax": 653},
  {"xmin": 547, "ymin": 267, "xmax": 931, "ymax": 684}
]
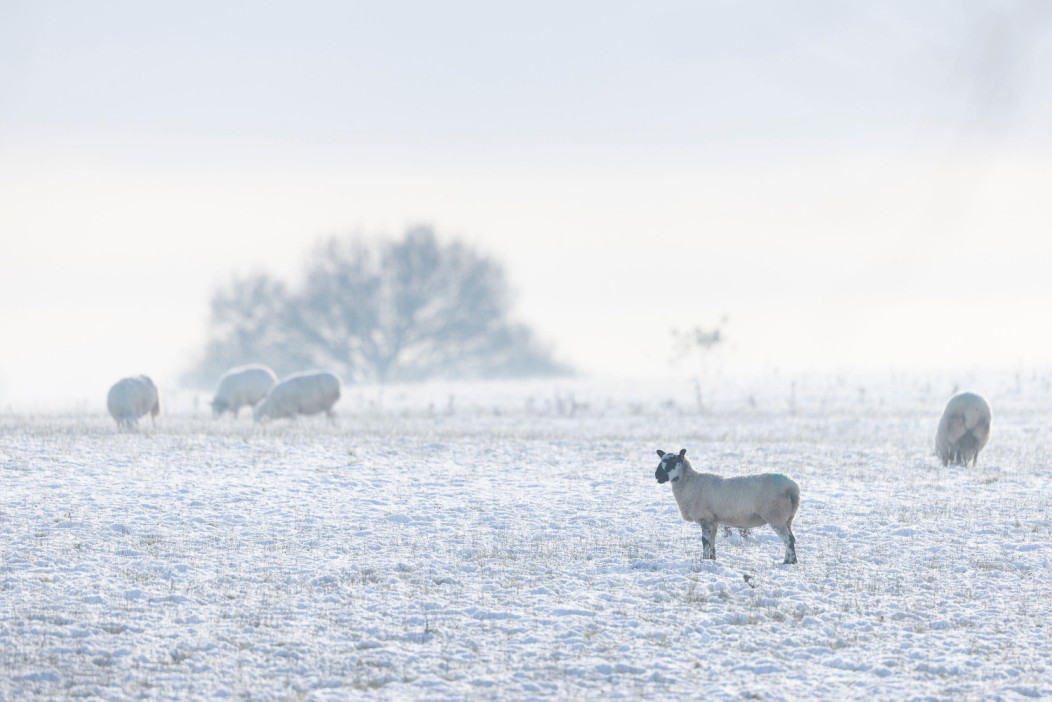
[
  {"xmin": 772, "ymin": 524, "xmax": 797, "ymax": 564},
  {"xmin": 699, "ymin": 521, "xmax": 718, "ymax": 560}
]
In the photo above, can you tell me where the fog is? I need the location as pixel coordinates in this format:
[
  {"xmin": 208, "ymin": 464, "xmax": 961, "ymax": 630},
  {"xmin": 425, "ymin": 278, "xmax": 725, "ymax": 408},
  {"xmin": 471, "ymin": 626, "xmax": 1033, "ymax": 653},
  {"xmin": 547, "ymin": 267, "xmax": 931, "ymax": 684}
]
[{"xmin": 2, "ymin": 1, "xmax": 1051, "ymax": 409}]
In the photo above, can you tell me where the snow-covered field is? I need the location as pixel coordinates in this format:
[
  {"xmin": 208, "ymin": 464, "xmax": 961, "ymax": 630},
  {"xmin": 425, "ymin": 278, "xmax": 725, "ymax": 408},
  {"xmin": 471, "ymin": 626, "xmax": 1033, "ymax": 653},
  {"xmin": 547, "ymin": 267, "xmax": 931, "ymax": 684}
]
[{"xmin": 1, "ymin": 375, "xmax": 1049, "ymax": 701}]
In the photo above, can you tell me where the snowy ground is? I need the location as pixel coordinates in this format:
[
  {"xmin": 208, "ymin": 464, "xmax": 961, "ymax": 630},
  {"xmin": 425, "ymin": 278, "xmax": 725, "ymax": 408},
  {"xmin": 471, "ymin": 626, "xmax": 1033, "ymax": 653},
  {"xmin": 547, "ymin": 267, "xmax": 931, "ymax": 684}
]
[{"xmin": 1, "ymin": 374, "xmax": 1049, "ymax": 700}]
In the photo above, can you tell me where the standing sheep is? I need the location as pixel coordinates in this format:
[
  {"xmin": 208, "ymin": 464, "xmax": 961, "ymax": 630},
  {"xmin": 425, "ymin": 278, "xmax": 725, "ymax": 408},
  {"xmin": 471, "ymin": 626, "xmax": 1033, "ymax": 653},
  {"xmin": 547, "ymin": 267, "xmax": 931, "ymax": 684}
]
[
  {"xmin": 107, "ymin": 375, "xmax": 160, "ymax": 431},
  {"xmin": 935, "ymin": 391, "xmax": 992, "ymax": 467},
  {"xmin": 254, "ymin": 370, "xmax": 342, "ymax": 422},
  {"xmin": 654, "ymin": 448, "xmax": 800, "ymax": 564},
  {"xmin": 211, "ymin": 364, "xmax": 277, "ymax": 418}
]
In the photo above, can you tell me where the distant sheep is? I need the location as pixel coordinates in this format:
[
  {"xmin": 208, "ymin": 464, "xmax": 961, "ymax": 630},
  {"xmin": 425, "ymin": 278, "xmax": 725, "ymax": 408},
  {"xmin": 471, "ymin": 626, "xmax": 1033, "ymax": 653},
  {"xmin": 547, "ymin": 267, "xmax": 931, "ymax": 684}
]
[
  {"xmin": 935, "ymin": 391, "xmax": 992, "ymax": 467},
  {"xmin": 211, "ymin": 365, "xmax": 277, "ymax": 418},
  {"xmin": 107, "ymin": 375, "xmax": 160, "ymax": 431},
  {"xmin": 254, "ymin": 370, "xmax": 342, "ymax": 422},
  {"xmin": 654, "ymin": 448, "xmax": 800, "ymax": 564}
]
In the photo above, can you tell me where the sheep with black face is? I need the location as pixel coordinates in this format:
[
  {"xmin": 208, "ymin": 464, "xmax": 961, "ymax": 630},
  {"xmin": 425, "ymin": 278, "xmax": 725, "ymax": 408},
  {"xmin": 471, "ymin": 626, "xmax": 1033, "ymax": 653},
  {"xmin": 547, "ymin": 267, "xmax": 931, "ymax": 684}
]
[{"xmin": 655, "ymin": 448, "xmax": 800, "ymax": 564}]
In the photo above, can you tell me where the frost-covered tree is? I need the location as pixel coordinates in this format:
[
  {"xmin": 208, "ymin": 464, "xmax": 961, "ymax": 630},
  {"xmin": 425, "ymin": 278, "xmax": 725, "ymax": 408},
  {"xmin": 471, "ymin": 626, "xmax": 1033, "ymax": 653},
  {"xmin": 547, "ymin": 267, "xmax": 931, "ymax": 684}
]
[
  {"xmin": 183, "ymin": 227, "xmax": 568, "ymax": 386},
  {"xmin": 186, "ymin": 273, "xmax": 313, "ymax": 387}
]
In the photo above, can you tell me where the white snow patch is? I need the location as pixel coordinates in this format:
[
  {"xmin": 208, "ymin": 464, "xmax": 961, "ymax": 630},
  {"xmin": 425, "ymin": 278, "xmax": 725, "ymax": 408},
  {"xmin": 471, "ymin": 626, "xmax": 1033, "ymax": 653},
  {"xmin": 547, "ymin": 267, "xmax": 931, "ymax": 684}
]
[{"xmin": 1, "ymin": 375, "xmax": 1051, "ymax": 700}]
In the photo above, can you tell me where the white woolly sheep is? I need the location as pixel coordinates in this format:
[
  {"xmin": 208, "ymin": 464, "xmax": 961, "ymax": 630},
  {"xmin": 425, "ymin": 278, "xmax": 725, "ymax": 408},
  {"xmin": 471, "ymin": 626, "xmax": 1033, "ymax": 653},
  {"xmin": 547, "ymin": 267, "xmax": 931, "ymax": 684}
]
[
  {"xmin": 935, "ymin": 391, "xmax": 992, "ymax": 467},
  {"xmin": 211, "ymin": 364, "xmax": 277, "ymax": 418},
  {"xmin": 654, "ymin": 448, "xmax": 800, "ymax": 564},
  {"xmin": 106, "ymin": 375, "xmax": 160, "ymax": 431},
  {"xmin": 254, "ymin": 370, "xmax": 342, "ymax": 422}
]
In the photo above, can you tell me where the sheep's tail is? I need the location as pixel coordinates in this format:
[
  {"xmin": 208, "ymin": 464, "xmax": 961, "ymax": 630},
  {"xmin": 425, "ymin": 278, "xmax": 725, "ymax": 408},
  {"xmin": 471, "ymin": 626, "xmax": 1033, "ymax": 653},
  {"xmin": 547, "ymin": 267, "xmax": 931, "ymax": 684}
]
[{"xmin": 784, "ymin": 482, "xmax": 801, "ymax": 514}]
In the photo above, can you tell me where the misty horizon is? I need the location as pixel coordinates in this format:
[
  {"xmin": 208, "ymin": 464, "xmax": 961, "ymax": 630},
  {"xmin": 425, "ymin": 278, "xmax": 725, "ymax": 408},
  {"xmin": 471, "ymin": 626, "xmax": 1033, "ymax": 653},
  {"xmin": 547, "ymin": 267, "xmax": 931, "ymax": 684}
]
[{"xmin": 2, "ymin": 1, "xmax": 1051, "ymax": 409}]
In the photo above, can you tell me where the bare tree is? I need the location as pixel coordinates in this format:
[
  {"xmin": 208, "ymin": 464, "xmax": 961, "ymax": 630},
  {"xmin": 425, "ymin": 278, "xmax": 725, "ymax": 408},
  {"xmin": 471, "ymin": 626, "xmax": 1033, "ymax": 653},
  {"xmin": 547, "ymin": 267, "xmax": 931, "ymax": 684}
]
[
  {"xmin": 185, "ymin": 273, "xmax": 312, "ymax": 386},
  {"xmin": 183, "ymin": 227, "xmax": 568, "ymax": 386}
]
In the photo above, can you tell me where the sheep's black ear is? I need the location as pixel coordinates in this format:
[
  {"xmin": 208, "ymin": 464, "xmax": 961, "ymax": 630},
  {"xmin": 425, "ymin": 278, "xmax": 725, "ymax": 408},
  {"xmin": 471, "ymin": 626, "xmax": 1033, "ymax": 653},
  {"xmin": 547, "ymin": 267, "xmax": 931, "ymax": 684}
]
[
  {"xmin": 656, "ymin": 449, "xmax": 665, "ymax": 457},
  {"xmin": 678, "ymin": 448, "xmax": 687, "ymax": 457}
]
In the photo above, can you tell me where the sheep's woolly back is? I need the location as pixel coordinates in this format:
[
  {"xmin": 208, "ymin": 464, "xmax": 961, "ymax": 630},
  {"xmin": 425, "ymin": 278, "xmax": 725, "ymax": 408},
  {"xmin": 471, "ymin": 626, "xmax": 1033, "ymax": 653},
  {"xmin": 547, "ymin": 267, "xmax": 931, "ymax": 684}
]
[
  {"xmin": 935, "ymin": 391, "xmax": 992, "ymax": 466},
  {"xmin": 670, "ymin": 457, "xmax": 799, "ymax": 528},
  {"xmin": 212, "ymin": 365, "xmax": 277, "ymax": 415},
  {"xmin": 107, "ymin": 375, "xmax": 159, "ymax": 428},
  {"xmin": 255, "ymin": 370, "xmax": 342, "ymax": 420}
]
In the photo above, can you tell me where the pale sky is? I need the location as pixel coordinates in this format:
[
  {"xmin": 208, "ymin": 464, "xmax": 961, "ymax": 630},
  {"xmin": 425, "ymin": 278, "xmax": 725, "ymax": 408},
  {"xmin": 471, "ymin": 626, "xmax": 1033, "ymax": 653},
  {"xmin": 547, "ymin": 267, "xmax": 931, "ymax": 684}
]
[{"xmin": 2, "ymin": 1, "xmax": 1051, "ymax": 409}]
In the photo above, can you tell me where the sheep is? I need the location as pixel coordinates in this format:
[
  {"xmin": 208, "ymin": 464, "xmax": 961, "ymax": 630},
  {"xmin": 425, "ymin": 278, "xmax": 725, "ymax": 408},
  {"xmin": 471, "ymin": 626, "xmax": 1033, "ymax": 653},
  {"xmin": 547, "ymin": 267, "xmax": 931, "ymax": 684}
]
[
  {"xmin": 935, "ymin": 391, "xmax": 992, "ymax": 467},
  {"xmin": 254, "ymin": 370, "xmax": 342, "ymax": 422},
  {"xmin": 211, "ymin": 364, "xmax": 277, "ymax": 418},
  {"xmin": 106, "ymin": 375, "xmax": 160, "ymax": 431},
  {"xmin": 654, "ymin": 448, "xmax": 800, "ymax": 564}
]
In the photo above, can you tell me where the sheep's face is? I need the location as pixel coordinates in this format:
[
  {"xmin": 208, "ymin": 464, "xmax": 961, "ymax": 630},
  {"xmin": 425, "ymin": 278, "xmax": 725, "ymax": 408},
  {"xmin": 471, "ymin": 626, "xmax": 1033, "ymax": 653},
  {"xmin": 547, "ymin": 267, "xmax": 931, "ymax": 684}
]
[{"xmin": 655, "ymin": 449, "xmax": 687, "ymax": 484}]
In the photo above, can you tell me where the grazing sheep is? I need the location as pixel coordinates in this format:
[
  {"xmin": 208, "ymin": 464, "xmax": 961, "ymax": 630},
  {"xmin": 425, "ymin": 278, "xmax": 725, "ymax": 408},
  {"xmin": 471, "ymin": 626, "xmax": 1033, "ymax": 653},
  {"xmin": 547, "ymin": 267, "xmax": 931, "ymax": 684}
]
[
  {"xmin": 935, "ymin": 391, "xmax": 992, "ymax": 467},
  {"xmin": 106, "ymin": 375, "xmax": 160, "ymax": 431},
  {"xmin": 211, "ymin": 364, "xmax": 277, "ymax": 418},
  {"xmin": 654, "ymin": 449, "xmax": 800, "ymax": 564},
  {"xmin": 254, "ymin": 370, "xmax": 342, "ymax": 422}
]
